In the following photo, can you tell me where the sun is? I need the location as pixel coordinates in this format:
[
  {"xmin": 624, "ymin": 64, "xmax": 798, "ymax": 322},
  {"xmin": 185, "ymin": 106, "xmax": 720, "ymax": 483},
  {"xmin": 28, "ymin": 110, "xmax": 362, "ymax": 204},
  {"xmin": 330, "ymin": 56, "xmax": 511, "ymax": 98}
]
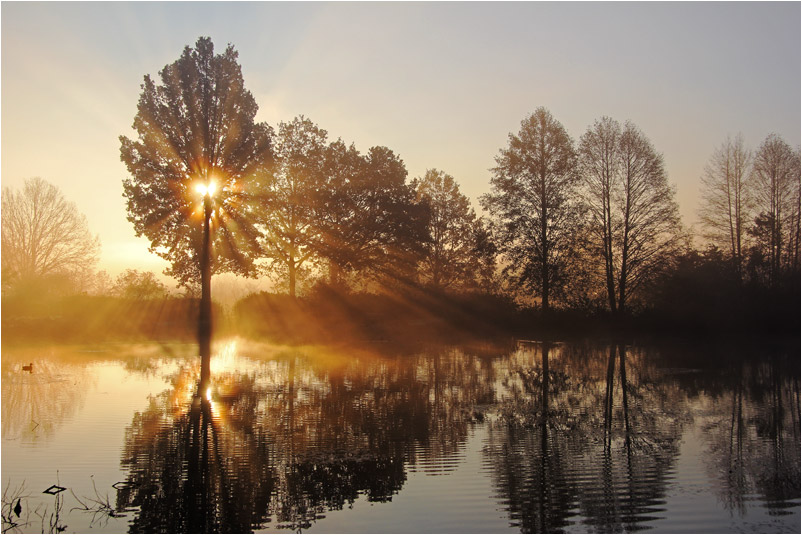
[{"xmin": 195, "ymin": 181, "xmax": 217, "ymax": 197}]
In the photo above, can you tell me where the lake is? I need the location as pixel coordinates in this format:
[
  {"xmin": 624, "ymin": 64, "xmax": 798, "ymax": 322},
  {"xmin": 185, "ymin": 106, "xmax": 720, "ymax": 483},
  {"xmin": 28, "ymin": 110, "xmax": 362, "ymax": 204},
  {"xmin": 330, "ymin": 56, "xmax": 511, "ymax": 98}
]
[{"xmin": 2, "ymin": 337, "xmax": 799, "ymax": 533}]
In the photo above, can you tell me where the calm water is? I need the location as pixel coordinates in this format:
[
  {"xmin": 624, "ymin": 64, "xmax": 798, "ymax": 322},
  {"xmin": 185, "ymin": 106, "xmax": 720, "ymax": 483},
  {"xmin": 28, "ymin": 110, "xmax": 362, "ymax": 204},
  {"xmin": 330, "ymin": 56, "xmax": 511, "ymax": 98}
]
[{"xmin": 1, "ymin": 338, "xmax": 799, "ymax": 533}]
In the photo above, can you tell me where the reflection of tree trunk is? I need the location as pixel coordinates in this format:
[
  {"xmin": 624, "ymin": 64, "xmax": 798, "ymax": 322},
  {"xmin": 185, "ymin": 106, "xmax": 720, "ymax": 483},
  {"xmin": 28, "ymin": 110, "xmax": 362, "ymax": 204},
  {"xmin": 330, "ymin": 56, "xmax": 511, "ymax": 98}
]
[
  {"xmin": 199, "ymin": 195, "xmax": 213, "ymax": 389},
  {"xmin": 538, "ymin": 342, "xmax": 550, "ymax": 533},
  {"xmin": 729, "ymin": 382, "xmax": 744, "ymax": 470},
  {"xmin": 288, "ymin": 358, "xmax": 296, "ymax": 460},
  {"xmin": 542, "ymin": 343, "xmax": 550, "ymax": 420},
  {"xmin": 618, "ymin": 345, "xmax": 631, "ymax": 458},
  {"xmin": 788, "ymin": 376, "xmax": 799, "ymax": 443},
  {"xmin": 186, "ymin": 395, "xmax": 224, "ymax": 532},
  {"xmin": 618, "ymin": 344, "xmax": 635, "ymax": 526},
  {"xmin": 603, "ymin": 345, "xmax": 615, "ymax": 453},
  {"xmin": 770, "ymin": 362, "xmax": 784, "ymax": 476}
]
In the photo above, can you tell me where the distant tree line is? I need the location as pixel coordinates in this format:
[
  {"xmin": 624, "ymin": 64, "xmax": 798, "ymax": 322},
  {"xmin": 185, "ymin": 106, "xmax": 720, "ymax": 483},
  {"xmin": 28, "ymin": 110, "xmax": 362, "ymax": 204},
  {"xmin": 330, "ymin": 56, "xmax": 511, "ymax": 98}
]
[{"xmin": 2, "ymin": 37, "xmax": 799, "ymax": 338}]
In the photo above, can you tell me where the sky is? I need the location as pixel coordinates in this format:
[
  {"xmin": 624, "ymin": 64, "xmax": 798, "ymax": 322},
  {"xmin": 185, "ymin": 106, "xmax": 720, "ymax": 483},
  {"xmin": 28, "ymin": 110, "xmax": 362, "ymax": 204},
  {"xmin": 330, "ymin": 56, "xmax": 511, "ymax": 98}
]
[{"xmin": 2, "ymin": 1, "xmax": 800, "ymax": 284}]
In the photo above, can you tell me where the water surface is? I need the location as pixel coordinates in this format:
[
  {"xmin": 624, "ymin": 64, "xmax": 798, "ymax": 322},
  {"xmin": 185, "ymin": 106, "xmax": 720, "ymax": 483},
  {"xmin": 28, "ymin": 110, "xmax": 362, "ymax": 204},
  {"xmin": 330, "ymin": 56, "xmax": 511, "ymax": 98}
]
[{"xmin": 2, "ymin": 338, "xmax": 799, "ymax": 533}]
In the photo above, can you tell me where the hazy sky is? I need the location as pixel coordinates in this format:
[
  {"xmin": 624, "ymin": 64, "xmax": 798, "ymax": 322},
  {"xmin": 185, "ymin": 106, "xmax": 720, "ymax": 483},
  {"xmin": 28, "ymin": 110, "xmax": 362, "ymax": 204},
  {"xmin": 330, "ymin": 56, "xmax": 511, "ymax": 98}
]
[{"xmin": 2, "ymin": 1, "xmax": 800, "ymax": 281}]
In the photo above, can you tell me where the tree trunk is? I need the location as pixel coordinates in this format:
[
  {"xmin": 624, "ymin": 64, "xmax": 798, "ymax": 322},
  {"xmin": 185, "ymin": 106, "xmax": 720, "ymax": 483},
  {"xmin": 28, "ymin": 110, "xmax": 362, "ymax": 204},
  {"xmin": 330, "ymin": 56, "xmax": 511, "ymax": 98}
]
[
  {"xmin": 540, "ymin": 172, "xmax": 550, "ymax": 314},
  {"xmin": 289, "ymin": 249, "xmax": 296, "ymax": 298},
  {"xmin": 329, "ymin": 260, "xmax": 342, "ymax": 287},
  {"xmin": 198, "ymin": 194, "xmax": 212, "ymax": 389}
]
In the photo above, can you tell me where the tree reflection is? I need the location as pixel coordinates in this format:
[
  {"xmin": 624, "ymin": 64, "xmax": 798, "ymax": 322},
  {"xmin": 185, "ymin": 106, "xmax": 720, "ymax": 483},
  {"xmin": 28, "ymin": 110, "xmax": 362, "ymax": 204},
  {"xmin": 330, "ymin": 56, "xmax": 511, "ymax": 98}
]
[
  {"xmin": 1, "ymin": 354, "xmax": 94, "ymax": 442},
  {"xmin": 698, "ymin": 348, "xmax": 800, "ymax": 516},
  {"xmin": 113, "ymin": 339, "xmax": 799, "ymax": 533},
  {"xmin": 117, "ymin": 367, "xmax": 274, "ymax": 532},
  {"xmin": 486, "ymin": 342, "xmax": 686, "ymax": 532},
  {"xmin": 116, "ymin": 345, "xmax": 495, "ymax": 532}
]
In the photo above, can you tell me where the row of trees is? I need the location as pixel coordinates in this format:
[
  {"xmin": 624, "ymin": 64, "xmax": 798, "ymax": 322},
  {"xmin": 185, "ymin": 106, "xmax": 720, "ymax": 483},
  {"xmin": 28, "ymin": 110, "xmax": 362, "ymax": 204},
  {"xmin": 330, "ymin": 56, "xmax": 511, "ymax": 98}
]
[
  {"xmin": 117, "ymin": 38, "xmax": 495, "ymax": 304},
  {"xmin": 256, "ymin": 116, "xmax": 494, "ymax": 296},
  {"xmin": 484, "ymin": 109, "xmax": 799, "ymax": 314},
  {"xmin": 3, "ymin": 37, "xmax": 799, "ymax": 326},
  {"xmin": 483, "ymin": 110, "xmax": 685, "ymax": 314}
]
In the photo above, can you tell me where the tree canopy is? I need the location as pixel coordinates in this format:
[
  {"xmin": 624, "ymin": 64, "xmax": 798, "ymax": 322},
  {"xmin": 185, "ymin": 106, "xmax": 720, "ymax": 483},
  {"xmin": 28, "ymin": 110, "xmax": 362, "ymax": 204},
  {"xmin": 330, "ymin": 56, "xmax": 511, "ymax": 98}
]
[
  {"xmin": 120, "ymin": 36, "xmax": 272, "ymax": 288},
  {"xmin": 257, "ymin": 116, "xmax": 328, "ymax": 296}
]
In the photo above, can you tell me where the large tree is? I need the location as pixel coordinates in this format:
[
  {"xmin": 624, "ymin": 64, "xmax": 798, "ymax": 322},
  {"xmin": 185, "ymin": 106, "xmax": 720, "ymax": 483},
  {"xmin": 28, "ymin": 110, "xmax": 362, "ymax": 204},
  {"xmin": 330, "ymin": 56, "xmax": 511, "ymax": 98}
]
[
  {"xmin": 613, "ymin": 122, "xmax": 682, "ymax": 312},
  {"xmin": 413, "ymin": 168, "xmax": 482, "ymax": 290},
  {"xmin": 481, "ymin": 108, "xmax": 580, "ymax": 312},
  {"xmin": 579, "ymin": 119, "xmax": 682, "ymax": 314},
  {"xmin": 258, "ymin": 116, "xmax": 328, "ymax": 297},
  {"xmin": 578, "ymin": 117, "xmax": 622, "ymax": 312},
  {"xmin": 698, "ymin": 134, "xmax": 753, "ymax": 283},
  {"xmin": 748, "ymin": 134, "xmax": 800, "ymax": 285},
  {"xmin": 1, "ymin": 177, "xmax": 100, "ymax": 290},
  {"xmin": 120, "ymin": 37, "xmax": 272, "ymax": 384}
]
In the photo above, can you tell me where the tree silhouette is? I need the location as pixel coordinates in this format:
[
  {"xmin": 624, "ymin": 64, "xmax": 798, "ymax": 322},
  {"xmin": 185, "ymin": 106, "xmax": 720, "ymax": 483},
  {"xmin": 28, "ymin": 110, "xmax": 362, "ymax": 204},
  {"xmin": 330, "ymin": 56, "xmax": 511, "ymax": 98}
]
[
  {"xmin": 413, "ymin": 169, "xmax": 483, "ymax": 290},
  {"xmin": 316, "ymin": 144, "xmax": 427, "ymax": 286},
  {"xmin": 748, "ymin": 134, "xmax": 800, "ymax": 285},
  {"xmin": 482, "ymin": 108, "xmax": 581, "ymax": 312},
  {"xmin": 698, "ymin": 134, "xmax": 753, "ymax": 283},
  {"xmin": 579, "ymin": 118, "xmax": 683, "ymax": 314},
  {"xmin": 257, "ymin": 116, "xmax": 328, "ymax": 297},
  {"xmin": 1, "ymin": 177, "xmax": 100, "ymax": 291},
  {"xmin": 316, "ymin": 138, "xmax": 365, "ymax": 285},
  {"xmin": 120, "ymin": 36, "xmax": 271, "ymax": 287},
  {"xmin": 120, "ymin": 36, "xmax": 272, "ymax": 382}
]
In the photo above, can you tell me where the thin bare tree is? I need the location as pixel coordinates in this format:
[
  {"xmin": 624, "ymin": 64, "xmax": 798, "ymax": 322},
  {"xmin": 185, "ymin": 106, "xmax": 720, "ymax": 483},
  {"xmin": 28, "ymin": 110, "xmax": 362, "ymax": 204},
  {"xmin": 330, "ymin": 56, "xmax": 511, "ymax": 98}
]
[
  {"xmin": 616, "ymin": 122, "xmax": 682, "ymax": 312},
  {"xmin": 579, "ymin": 117, "xmax": 622, "ymax": 313},
  {"xmin": 749, "ymin": 134, "xmax": 800, "ymax": 285},
  {"xmin": 698, "ymin": 134, "xmax": 753, "ymax": 282}
]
